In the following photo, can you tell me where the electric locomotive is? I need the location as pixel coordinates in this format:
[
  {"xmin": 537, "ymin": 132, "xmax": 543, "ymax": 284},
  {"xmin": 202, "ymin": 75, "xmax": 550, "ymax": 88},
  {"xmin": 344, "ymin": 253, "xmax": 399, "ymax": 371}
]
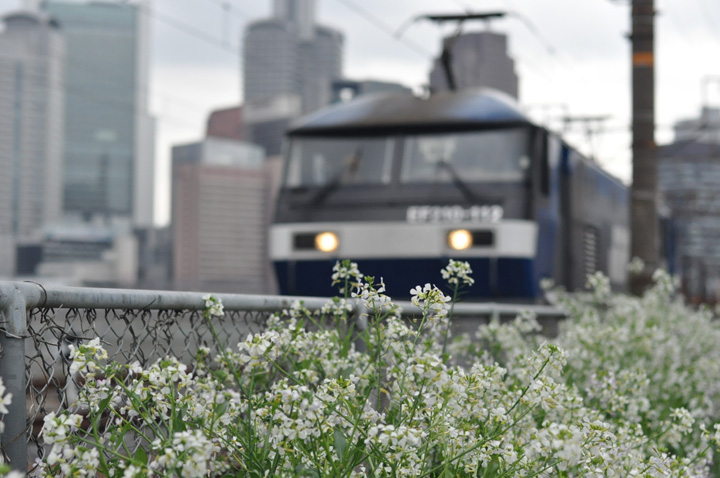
[{"xmin": 269, "ymin": 88, "xmax": 629, "ymax": 300}]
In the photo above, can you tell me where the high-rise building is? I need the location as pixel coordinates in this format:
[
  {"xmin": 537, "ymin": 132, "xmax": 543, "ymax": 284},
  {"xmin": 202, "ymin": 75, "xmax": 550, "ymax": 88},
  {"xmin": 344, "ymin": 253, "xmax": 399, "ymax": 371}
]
[
  {"xmin": 659, "ymin": 107, "xmax": 720, "ymax": 303},
  {"xmin": 243, "ymin": 0, "xmax": 343, "ymax": 115},
  {"xmin": 429, "ymin": 31, "xmax": 519, "ymax": 99},
  {"xmin": 172, "ymin": 137, "xmax": 274, "ymax": 293},
  {"xmin": 673, "ymin": 107, "xmax": 720, "ymax": 144},
  {"xmin": 0, "ymin": 11, "xmax": 65, "ymax": 276},
  {"xmin": 43, "ymin": 0, "xmax": 155, "ymax": 228}
]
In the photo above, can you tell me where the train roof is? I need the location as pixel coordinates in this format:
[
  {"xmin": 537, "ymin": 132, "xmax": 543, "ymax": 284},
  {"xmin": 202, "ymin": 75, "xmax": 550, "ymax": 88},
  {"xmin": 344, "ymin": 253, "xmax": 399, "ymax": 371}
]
[{"xmin": 288, "ymin": 88, "xmax": 532, "ymax": 136}]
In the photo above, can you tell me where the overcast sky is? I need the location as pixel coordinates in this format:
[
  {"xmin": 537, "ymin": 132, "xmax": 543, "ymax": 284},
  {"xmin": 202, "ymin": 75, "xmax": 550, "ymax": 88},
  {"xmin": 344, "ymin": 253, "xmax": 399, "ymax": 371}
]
[{"xmin": 2, "ymin": 0, "xmax": 720, "ymax": 225}]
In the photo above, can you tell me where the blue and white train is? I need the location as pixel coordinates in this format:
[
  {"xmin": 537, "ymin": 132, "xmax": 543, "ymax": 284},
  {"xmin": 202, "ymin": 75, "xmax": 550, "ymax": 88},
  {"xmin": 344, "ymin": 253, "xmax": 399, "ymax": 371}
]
[{"xmin": 269, "ymin": 88, "xmax": 630, "ymax": 301}]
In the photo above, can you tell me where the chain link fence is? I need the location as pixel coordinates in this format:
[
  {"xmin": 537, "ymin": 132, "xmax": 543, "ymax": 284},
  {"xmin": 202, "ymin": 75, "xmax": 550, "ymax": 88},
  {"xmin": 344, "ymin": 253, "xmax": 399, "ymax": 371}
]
[{"xmin": 0, "ymin": 281, "xmax": 563, "ymax": 472}]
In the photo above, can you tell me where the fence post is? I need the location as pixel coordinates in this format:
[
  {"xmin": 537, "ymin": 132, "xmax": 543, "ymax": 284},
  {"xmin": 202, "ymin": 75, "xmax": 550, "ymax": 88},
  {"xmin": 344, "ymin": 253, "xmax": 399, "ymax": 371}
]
[{"xmin": 0, "ymin": 284, "xmax": 28, "ymax": 471}]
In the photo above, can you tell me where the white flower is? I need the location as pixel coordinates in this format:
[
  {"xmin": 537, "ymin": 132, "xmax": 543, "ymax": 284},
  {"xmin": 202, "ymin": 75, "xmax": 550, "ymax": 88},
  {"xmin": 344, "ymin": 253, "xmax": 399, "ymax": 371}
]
[
  {"xmin": 237, "ymin": 331, "xmax": 281, "ymax": 368},
  {"xmin": 122, "ymin": 464, "xmax": 142, "ymax": 478},
  {"xmin": 352, "ymin": 276, "xmax": 392, "ymax": 311},
  {"xmin": 332, "ymin": 260, "xmax": 364, "ymax": 293},
  {"xmin": 627, "ymin": 256, "xmax": 645, "ymax": 275},
  {"xmin": 41, "ymin": 411, "xmax": 83, "ymax": 445},
  {"xmin": 26, "ymin": 260, "xmax": 720, "ymax": 478},
  {"xmin": 321, "ymin": 297, "xmax": 353, "ymax": 319},
  {"xmin": 441, "ymin": 259, "xmax": 475, "ymax": 287},
  {"xmin": 670, "ymin": 407, "xmax": 694, "ymax": 434},
  {"xmin": 69, "ymin": 337, "xmax": 107, "ymax": 378},
  {"xmin": 410, "ymin": 283, "xmax": 451, "ymax": 327},
  {"xmin": 202, "ymin": 294, "xmax": 225, "ymax": 317}
]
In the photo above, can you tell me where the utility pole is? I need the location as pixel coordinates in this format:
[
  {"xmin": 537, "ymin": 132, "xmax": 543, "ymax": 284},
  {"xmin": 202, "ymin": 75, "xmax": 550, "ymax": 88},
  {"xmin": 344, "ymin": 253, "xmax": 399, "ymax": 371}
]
[{"xmin": 630, "ymin": 0, "xmax": 658, "ymax": 294}]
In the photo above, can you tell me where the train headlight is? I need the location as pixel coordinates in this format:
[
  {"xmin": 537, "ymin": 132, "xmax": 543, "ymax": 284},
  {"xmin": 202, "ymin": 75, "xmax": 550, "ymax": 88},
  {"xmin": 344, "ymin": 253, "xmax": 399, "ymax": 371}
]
[
  {"xmin": 448, "ymin": 229, "xmax": 473, "ymax": 250},
  {"xmin": 315, "ymin": 232, "xmax": 339, "ymax": 252}
]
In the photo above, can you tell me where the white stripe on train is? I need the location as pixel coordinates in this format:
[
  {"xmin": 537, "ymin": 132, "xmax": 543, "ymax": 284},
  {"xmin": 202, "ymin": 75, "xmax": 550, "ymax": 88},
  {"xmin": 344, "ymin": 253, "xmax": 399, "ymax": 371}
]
[{"xmin": 269, "ymin": 220, "xmax": 538, "ymax": 260}]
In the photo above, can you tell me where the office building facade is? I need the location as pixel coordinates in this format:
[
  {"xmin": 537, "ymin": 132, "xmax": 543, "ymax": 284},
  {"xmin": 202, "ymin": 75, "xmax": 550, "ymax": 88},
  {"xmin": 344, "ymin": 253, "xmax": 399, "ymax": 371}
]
[
  {"xmin": 243, "ymin": 0, "xmax": 343, "ymax": 115},
  {"xmin": 172, "ymin": 138, "xmax": 274, "ymax": 293},
  {"xmin": 429, "ymin": 31, "xmax": 519, "ymax": 99},
  {"xmin": 659, "ymin": 107, "xmax": 720, "ymax": 303},
  {"xmin": 43, "ymin": 0, "xmax": 155, "ymax": 228},
  {"xmin": 0, "ymin": 11, "xmax": 64, "ymax": 276}
]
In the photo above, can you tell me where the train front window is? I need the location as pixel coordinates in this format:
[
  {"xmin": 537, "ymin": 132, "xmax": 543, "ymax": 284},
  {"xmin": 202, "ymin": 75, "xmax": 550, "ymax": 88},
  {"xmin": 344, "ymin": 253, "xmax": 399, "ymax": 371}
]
[
  {"xmin": 400, "ymin": 130, "xmax": 530, "ymax": 183},
  {"xmin": 285, "ymin": 137, "xmax": 394, "ymax": 187}
]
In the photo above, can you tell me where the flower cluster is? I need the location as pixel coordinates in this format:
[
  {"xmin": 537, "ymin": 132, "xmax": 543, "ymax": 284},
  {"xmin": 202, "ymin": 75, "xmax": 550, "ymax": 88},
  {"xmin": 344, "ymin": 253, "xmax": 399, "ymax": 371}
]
[
  {"xmin": 462, "ymin": 268, "xmax": 720, "ymax": 474},
  {"xmin": 331, "ymin": 259, "xmax": 364, "ymax": 294},
  {"xmin": 27, "ymin": 261, "xmax": 720, "ymax": 477},
  {"xmin": 320, "ymin": 297, "xmax": 353, "ymax": 320},
  {"xmin": 352, "ymin": 276, "xmax": 393, "ymax": 312},
  {"xmin": 441, "ymin": 259, "xmax": 475, "ymax": 287},
  {"xmin": 40, "ymin": 412, "xmax": 86, "ymax": 473},
  {"xmin": 410, "ymin": 283, "xmax": 451, "ymax": 327},
  {"xmin": 202, "ymin": 294, "xmax": 224, "ymax": 317},
  {"xmin": 68, "ymin": 337, "xmax": 107, "ymax": 379}
]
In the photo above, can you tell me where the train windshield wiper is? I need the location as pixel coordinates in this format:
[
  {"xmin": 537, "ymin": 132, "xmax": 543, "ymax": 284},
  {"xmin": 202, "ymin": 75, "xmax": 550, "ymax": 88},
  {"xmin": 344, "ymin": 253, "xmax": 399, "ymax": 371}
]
[
  {"xmin": 436, "ymin": 159, "xmax": 482, "ymax": 203},
  {"xmin": 309, "ymin": 147, "xmax": 363, "ymax": 205}
]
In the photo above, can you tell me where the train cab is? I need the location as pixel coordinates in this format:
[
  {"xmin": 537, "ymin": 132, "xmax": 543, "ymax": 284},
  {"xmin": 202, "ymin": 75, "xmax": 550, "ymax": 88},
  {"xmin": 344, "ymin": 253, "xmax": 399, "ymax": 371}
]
[{"xmin": 270, "ymin": 88, "xmax": 629, "ymax": 300}]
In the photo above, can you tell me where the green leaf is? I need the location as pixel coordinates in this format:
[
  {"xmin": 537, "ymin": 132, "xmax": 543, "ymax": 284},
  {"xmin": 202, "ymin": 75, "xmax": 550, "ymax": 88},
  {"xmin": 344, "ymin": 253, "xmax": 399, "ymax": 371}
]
[
  {"xmin": 216, "ymin": 400, "xmax": 229, "ymax": 417},
  {"xmin": 482, "ymin": 457, "xmax": 500, "ymax": 477},
  {"xmin": 334, "ymin": 427, "xmax": 348, "ymax": 461},
  {"xmin": 294, "ymin": 465, "xmax": 320, "ymax": 478},
  {"xmin": 96, "ymin": 394, "xmax": 113, "ymax": 415},
  {"xmin": 134, "ymin": 446, "xmax": 148, "ymax": 466}
]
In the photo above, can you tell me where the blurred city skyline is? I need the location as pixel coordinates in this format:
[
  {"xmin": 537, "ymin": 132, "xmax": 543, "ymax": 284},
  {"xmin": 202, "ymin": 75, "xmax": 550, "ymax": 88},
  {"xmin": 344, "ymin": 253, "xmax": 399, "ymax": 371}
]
[{"xmin": 1, "ymin": 0, "xmax": 719, "ymax": 226}]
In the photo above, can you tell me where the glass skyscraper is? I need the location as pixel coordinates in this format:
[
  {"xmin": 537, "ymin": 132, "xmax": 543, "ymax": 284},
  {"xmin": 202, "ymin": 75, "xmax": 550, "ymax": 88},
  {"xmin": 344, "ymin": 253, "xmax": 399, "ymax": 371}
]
[{"xmin": 43, "ymin": 0, "xmax": 155, "ymax": 227}]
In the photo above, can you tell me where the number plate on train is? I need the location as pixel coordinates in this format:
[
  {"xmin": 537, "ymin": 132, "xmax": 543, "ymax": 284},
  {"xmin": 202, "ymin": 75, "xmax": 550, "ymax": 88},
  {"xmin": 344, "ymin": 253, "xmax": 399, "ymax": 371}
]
[{"xmin": 406, "ymin": 205, "xmax": 504, "ymax": 223}]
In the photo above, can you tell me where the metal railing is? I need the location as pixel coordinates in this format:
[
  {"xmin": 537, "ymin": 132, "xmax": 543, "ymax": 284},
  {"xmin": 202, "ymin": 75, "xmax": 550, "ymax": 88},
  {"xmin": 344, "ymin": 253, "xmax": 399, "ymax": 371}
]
[{"xmin": 0, "ymin": 281, "xmax": 564, "ymax": 471}]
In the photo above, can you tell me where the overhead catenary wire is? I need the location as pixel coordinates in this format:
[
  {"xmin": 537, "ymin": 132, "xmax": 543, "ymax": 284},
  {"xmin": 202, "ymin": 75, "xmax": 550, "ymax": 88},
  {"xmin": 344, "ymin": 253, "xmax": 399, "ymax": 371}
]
[
  {"xmin": 201, "ymin": 0, "xmax": 253, "ymax": 21},
  {"xmin": 394, "ymin": 6, "xmax": 559, "ymax": 84},
  {"xmin": 0, "ymin": 52, "xmax": 202, "ymax": 131},
  {"xmin": 654, "ymin": 0, "xmax": 720, "ymax": 68},
  {"xmin": 112, "ymin": 0, "xmax": 286, "ymax": 82},
  {"xmin": 506, "ymin": 10, "xmax": 556, "ymax": 56},
  {"xmin": 447, "ymin": 0, "xmax": 558, "ymax": 57},
  {"xmin": 114, "ymin": 0, "xmax": 668, "ymax": 173},
  {"xmin": 138, "ymin": 2, "xmax": 238, "ymax": 55},
  {"xmin": 689, "ymin": 0, "xmax": 720, "ymax": 45},
  {"xmin": 0, "ymin": 38, "xmax": 228, "ymax": 138},
  {"xmin": 331, "ymin": 0, "xmax": 433, "ymax": 59},
  {"xmin": 658, "ymin": 120, "xmax": 720, "ymax": 158},
  {"xmin": 107, "ymin": 0, "xmax": 327, "ymax": 141},
  {"xmin": 197, "ymin": 0, "xmax": 256, "ymax": 48},
  {"xmin": 32, "ymin": 1, "xmax": 250, "ymax": 117}
]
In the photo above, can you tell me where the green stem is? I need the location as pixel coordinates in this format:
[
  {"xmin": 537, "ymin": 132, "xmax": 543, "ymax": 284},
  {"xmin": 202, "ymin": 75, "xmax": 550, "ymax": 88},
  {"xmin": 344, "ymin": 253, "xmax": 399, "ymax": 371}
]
[{"xmin": 441, "ymin": 283, "xmax": 460, "ymax": 360}]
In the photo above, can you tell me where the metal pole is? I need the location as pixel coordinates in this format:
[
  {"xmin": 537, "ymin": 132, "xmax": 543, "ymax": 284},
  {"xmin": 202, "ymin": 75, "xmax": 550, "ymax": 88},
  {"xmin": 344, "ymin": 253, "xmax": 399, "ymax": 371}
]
[
  {"xmin": 630, "ymin": 0, "xmax": 658, "ymax": 294},
  {"xmin": 0, "ymin": 281, "xmax": 335, "ymax": 313},
  {"xmin": 0, "ymin": 284, "xmax": 28, "ymax": 471}
]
